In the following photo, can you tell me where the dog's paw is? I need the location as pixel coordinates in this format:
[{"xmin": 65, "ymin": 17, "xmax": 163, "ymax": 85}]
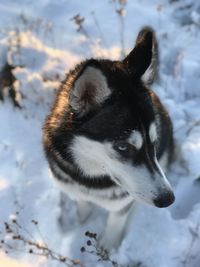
[
  {"xmin": 58, "ymin": 199, "xmax": 92, "ymax": 232},
  {"xmin": 57, "ymin": 207, "xmax": 79, "ymax": 233},
  {"xmin": 98, "ymin": 231, "xmax": 122, "ymax": 252},
  {"xmin": 77, "ymin": 202, "xmax": 92, "ymax": 224},
  {"xmin": 57, "ymin": 194, "xmax": 79, "ymax": 233}
]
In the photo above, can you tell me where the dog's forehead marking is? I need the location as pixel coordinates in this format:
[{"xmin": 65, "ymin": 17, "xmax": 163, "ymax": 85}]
[
  {"xmin": 149, "ymin": 122, "xmax": 157, "ymax": 143},
  {"xmin": 128, "ymin": 130, "xmax": 143, "ymax": 150}
]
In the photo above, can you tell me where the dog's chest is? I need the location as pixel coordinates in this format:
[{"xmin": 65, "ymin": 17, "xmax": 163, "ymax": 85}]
[{"xmin": 50, "ymin": 160, "xmax": 132, "ymax": 211}]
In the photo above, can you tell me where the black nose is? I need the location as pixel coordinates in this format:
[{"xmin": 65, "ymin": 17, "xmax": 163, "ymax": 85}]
[{"xmin": 153, "ymin": 191, "xmax": 175, "ymax": 208}]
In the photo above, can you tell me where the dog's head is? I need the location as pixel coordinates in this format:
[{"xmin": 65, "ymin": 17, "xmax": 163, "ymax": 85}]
[{"xmin": 67, "ymin": 27, "xmax": 175, "ymax": 208}]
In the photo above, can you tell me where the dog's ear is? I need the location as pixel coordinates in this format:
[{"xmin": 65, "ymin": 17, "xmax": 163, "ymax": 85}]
[
  {"xmin": 69, "ymin": 64, "xmax": 111, "ymax": 115},
  {"xmin": 123, "ymin": 27, "xmax": 158, "ymax": 85}
]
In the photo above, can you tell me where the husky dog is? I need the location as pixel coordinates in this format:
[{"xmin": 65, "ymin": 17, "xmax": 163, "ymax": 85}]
[{"xmin": 43, "ymin": 27, "xmax": 175, "ymax": 250}]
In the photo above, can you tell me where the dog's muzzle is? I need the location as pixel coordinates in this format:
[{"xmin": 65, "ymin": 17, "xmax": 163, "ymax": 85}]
[{"xmin": 153, "ymin": 191, "xmax": 175, "ymax": 208}]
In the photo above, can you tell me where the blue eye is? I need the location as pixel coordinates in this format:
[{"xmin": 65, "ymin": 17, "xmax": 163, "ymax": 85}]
[
  {"xmin": 114, "ymin": 141, "xmax": 130, "ymax": 152},
  {"xmin": 117, "ymin": 143, "xmax": 128, "ymax": 151},
  {"xmin": 114, "ymin": 141, "xmax": 136, "ymax": 158}
]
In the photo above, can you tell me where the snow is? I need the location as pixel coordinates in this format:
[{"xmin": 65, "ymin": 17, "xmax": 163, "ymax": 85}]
[{"xmin": 0, "ymin": 0, "xmax": 200, "ymax": 266}]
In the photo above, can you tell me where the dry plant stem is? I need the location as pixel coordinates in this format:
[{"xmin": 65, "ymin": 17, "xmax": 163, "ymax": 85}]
[
  {"xmin": 71, "ymin": 14, "xmax": 91, "ymax": 42},
  {"xmin": 182, "ymin": 224, "xmax": 200, "ymax": 267},
  {"xmin": 119, "ymin": 13, "xmax": 125, "ymax": 58},
  {"xmin": 111, "ymin": 0, "xmax": 127, "ymax": 58},
  {"xmin": 0, "ymin": 218, "xmax": 85, "ymax": 267},
  {"xmin": 81, "ymin": 231, "xmax": 144, "ymax": 267},
  {"xmin": 91, "ymin": 11, "xmax": 108, "ymax": 48},
  {"xmin": 186, "ymin": 120, "xmax": 200, "ymax": 135}
]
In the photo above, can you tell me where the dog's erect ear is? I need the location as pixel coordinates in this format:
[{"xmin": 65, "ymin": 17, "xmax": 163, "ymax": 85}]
[
  {"xmin": 123, "ymin": 27, "xmax": 158, "ymax": 85},
  {"xmin": 69, "ymin": 64, "xmax": 111, "ymax": 115}
]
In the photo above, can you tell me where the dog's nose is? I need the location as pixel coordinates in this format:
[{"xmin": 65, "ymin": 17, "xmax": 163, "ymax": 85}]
[{"xmin": 153, "ymin": 191, "xmax": 175, "ymax": 208}]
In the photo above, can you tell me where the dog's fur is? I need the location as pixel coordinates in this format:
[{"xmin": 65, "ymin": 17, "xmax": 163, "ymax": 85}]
[{"xmin": 43, "ymin": 27, "xmax": 175, "ymax": 250}]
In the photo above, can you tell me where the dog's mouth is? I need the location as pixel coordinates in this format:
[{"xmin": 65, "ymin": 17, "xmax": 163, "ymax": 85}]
[
  {"xmin": 113, "ymin": 176, "xmax": 175, "ymax": 208},
  {"xmin": 113, "ymin": 176, "xmax": 123, "ymax": 187},
  {"xmin": 131, "ymin": 190, "xmax": 175, "ymax": 208}
]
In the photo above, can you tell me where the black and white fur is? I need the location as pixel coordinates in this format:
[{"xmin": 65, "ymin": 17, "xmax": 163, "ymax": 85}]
[{"xmin": 43, "ymin": 27, "xmax": 175, "ymax": 250}]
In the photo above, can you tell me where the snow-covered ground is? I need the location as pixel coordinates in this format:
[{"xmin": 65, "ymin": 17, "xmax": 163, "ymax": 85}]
[{"xmin": 0, "ymin": 0, "xmax": 200, "ymax": 266}]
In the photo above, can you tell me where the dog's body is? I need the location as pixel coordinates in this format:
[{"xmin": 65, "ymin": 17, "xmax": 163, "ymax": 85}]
[{"xmin": 43, "ymin": 27, "xmax": 175, "ymax": 249}]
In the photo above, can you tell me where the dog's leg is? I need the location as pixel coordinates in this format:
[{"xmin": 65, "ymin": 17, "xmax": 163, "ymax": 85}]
[
  {"xmin": 77, "ymin": 200, "xmax": 92, "ymax": 224},
  {"xmin": 99, "ymin": 202, "xmax": 133, "ymax": 251},
  {"xmin": 58, "ymin": 193, "xmax": 92, "ymax": 231},
  {"xmin": 58, "ymin": 192, "xmax": 77, "ymax": 231}
]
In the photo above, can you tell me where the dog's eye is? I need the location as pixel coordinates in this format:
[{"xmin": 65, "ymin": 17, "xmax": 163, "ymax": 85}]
[
  {"xmin": 117, "ymin": 143, "xmax": 128, "ymax": 151},
  {"xmin": 114, "ymin": 141, "xmax": 135, "ymax": 157}
]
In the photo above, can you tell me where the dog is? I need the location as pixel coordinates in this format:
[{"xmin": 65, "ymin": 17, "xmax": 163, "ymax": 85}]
[{"xmin": 43, "ymin": 27, "xmax": 175, "ymax": 250}]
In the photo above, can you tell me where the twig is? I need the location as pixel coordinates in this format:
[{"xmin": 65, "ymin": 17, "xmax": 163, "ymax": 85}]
[
  {"xmin": 186, "ymin": 120, "xmax": 200, "ymax": 135},
  {"xmin": 181, "ymin": 223, "xmax": 200, "ymax": 267},
  {"xmin": 91, "ymin": 11, "xmax": 108, "ymax": 48},
  {"xmin": 110, "ymin": 0, "xmax": 127, "ymax": 58},
  {"xmin": 0, "ymin": 217, "xmax": 85, "ymax": 267},
  {"xmin": 81, "ymin": 231, "xmax": 144, "ymax": 267},
  {"xmin": 174, "ymin": 119, "xmax": 200, "ymax": 135},
  {"xmin": 70, "ymin": 14, "xmax": 91, "ymax": 41}
]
